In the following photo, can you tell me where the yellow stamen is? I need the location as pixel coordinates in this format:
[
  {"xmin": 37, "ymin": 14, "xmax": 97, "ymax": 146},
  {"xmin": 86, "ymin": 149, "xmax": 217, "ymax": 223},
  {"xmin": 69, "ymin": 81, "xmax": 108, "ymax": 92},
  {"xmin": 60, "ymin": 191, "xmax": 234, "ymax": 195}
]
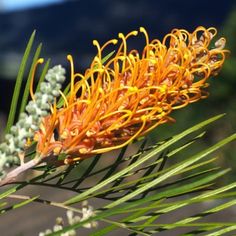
[
  {"xmin": 67, "ymin": 55, "xmax": 75, "ymax": 104},
  {"xmin": 35, "ymin": 26, "xmax": 228, "ymax": 163},
  {"xmin": 93, "ymin": 40, "xmax": 102, "ymax": 61},
  {"xmin": 59, "ymin": 90, "xmax": 69, "ymax": 107},
  {"xmin": 30, "ymin": 58, "xmax": 44, "ymax": 101}
]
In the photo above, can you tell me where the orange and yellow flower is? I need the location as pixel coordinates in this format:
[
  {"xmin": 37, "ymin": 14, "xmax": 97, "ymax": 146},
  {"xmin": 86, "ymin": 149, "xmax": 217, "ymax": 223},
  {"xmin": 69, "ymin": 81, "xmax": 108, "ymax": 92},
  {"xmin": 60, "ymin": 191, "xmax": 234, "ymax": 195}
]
[{"xmin": 34, "ymin": 26, "xmax": 228, "ymax": 164}]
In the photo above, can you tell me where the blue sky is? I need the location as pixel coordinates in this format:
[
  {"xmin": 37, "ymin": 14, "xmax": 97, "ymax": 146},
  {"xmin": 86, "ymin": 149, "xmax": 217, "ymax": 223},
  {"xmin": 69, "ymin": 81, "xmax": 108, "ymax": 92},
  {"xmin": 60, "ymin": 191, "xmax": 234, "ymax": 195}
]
[{"xmin": 1, "ymin": 0, "xmax": 63, "ymax": 11}]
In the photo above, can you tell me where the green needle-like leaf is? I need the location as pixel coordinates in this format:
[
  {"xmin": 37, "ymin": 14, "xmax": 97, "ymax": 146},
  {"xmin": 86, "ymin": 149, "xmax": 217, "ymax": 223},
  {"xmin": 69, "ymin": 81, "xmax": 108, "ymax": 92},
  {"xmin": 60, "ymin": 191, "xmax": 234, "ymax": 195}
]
[
  {"xmin": 64, "ymin": 114, "xmax": 225, "ymax": 205},
  {"xmin": 205, "ymin": 225, "xmax": 236, "ymax": 236},
  {"xmin": 0, "ymin": 196, "xmax": 39, "ymax": 214},
  {"xmin": 104, "ymin": 133, "xmax": 236, "ymax": 209},
  {"xmin": 5, "ymin": 31, "xmax": 36, "ymax": 134}
]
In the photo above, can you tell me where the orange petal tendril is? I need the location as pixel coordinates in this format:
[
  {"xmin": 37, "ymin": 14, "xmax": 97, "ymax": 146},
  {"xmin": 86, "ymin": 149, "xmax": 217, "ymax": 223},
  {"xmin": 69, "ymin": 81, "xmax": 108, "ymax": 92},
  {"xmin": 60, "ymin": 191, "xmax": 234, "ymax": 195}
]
[{"xmin": 34, "ymin": 26, "xmax": 228, "ymax": 164}]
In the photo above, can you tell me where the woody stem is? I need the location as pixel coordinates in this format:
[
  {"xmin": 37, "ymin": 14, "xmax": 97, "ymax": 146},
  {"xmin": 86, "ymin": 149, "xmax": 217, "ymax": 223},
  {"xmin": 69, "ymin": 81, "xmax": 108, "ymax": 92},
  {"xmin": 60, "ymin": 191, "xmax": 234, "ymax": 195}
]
[{"xmin": 0, "ymin": 156, "xmax": 42, "ymax": 186}]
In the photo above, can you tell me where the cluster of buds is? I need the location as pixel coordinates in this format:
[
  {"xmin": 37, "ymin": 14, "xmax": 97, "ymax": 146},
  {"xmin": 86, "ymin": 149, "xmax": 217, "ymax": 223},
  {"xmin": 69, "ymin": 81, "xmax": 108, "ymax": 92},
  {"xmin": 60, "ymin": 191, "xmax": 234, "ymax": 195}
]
[
  {"xmin": 0, "ymin": 65, "xmax": 66, "ymax": 177},
  {"xmin": 39, "ymin": 201, "xmax": 97, "ymax": 236},
  {"xmin": 34, "ymin": 26, "xmax": 228, "ymax": 164}
]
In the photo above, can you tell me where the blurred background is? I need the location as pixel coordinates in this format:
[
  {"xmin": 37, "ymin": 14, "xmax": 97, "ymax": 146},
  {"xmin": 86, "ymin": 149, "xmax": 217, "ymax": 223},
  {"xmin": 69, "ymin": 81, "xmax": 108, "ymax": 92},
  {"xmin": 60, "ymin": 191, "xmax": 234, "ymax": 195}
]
[{"xmin": 0, "ymin": 0, "xmax": 236, "ymax": 235}]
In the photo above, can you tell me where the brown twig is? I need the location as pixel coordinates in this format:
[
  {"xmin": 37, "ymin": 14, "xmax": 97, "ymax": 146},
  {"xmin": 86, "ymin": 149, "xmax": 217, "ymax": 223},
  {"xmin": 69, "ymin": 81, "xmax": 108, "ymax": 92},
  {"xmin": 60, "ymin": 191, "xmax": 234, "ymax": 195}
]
[{"xmin": 0, "ymin": 156, "xmax": 41, "ymax": 186}]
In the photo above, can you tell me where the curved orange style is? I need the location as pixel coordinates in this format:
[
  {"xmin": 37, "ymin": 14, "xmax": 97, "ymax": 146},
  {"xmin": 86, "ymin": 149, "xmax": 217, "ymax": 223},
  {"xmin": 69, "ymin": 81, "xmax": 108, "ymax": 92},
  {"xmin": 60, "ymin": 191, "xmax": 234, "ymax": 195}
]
[{"xmin": 34, "ymin": 26, "xmax": 228, "ymax": 164}]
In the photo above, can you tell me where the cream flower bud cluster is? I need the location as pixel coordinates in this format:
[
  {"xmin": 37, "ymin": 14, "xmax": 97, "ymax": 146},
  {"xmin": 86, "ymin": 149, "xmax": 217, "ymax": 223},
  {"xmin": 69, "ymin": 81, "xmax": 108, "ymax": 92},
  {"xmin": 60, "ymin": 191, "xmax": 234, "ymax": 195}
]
[
  {"xmin": 39, "ymin": 202, "xmax": 97, "ymax": 236},
  {"xmin": 0, "ymin": 65, "xmax": 66, "ymax": 177}
]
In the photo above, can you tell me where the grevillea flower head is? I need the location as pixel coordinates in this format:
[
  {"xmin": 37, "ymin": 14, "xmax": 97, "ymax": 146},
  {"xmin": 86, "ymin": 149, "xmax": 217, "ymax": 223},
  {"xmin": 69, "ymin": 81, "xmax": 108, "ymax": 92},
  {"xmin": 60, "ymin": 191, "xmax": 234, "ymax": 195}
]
[{"xmin": 34, "ymin": 26, "xmax": 228, "ymax": 164}]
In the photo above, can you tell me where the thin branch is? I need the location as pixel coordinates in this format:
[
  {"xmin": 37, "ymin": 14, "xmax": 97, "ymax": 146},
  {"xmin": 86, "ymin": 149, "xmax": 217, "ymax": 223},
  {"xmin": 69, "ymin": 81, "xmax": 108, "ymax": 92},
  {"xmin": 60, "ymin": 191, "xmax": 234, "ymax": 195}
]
[{"xmin": 0, "ymin": 157, "xmax": 41, "ymax": 186}]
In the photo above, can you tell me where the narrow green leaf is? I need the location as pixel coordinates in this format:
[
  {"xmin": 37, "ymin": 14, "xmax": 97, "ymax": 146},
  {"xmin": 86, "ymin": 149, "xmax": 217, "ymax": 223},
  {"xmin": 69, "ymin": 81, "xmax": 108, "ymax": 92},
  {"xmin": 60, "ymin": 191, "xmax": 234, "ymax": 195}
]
[
  {"xmin": 120, "ymin": 158, "xmax": 217, "ymax": 195},
  {"xmin": 105, "ymin": 134, "xmax": 236, "ymax": 208},
  {"xmin": 151, "ymin": 181, "xmax": 236, "ymax": 217},
  {"xmin": 154, "ymin": 199, "xmax": 236, "ymax": 232},
  {"xmin": 94, "ymin": 132, "xmax": 208, "ymax": 196},
  {"xmin": 99, "ymin": 146, "xmax": 127, "ymax": 183},
  {"xmin": 53, "ymin": 169, "xmax": 229, "ymax": 236},
  {"xmin": 0, "ymin": 167, "xmax": 55, "ymax": 201},
  {"xmin": 63, "ymin": 131, "xmax": 202, "ymax": 188},
  {"xmin": 64, "ymin": 114, "xmax": 225, "ymax": 205},
  {"xmin": 0, "ymin": 196, "xmax": 39, "ymax": 214},
  {"xmin": 100, "ymin": 218, "xmax": 150, "ymax": 236},
  {"xmin": 128, "ymin": 222, "xmax": 236, "ymax": 228},
  {"xmin": 72, "ymin": 155, "xmax": 101, "ymax": 188},
  {"xmin": 56, "ymin": 165, "xmax": 76, "ymax": 185},
  {"xmin": 0, "ymin": 186, "xmax": 19, "ymax": 200},
  {"xmin": 92, "ymin": 169, "xmax": 229, "ymax": 235},
  {"xmin": 111, "ymin": 139, "xmax": 148, "ymax": 188},
  {"xmin": 101, "ymin": 50, "xmax": 115, "ymax": 65},
  {"xmin": 205, "ymin": 225, "xmax": 236, "ymax": 236},
  {"xmin": 91, "ymin": 200, "xmax": 163, "ymax": 236},
  {"xmin": 5, "ymin": 31, "xmax": 36, "ymax": 134},
  {"xmin": 0, "ymin": 202, "xmax": 7, "ymax": 208}
]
